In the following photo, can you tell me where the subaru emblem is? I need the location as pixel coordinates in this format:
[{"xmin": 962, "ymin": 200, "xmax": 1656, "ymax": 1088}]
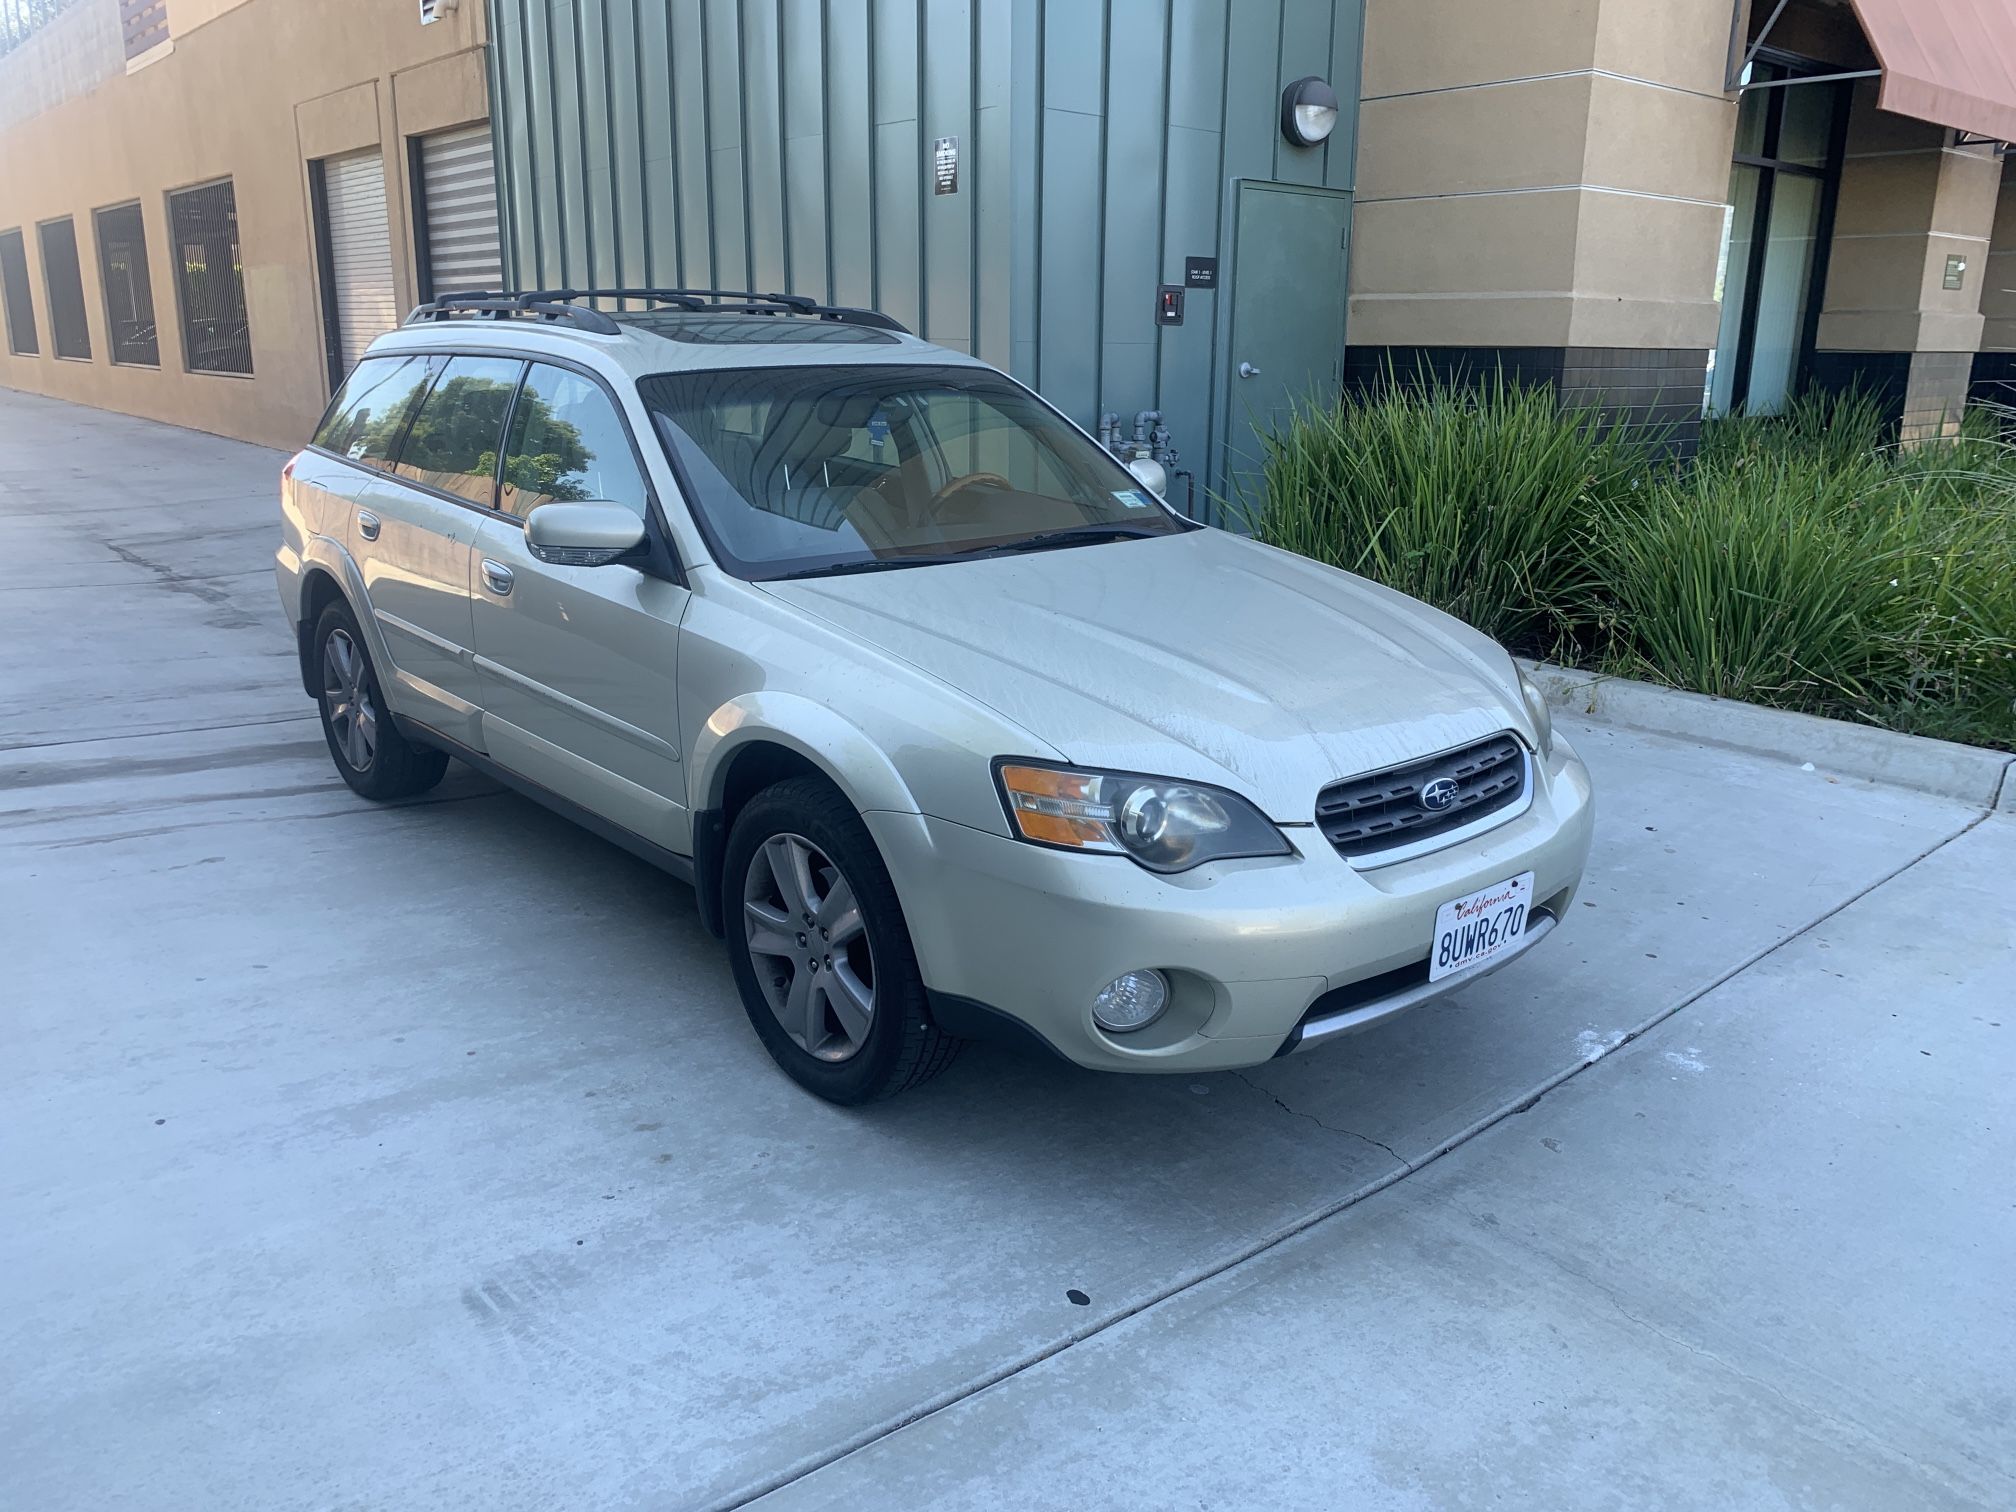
[{"xmin": 1418, "ymin": 777, "xmax": 1461, "ymax": 813}]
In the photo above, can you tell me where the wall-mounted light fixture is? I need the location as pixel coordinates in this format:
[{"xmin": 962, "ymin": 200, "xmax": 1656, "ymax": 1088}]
[{"xmin": 1280, "ymin": 76, "xmax": 1340, "ymax": 148}]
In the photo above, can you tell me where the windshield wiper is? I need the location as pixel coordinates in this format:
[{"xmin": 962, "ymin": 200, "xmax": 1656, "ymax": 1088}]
[
  {"xmin": 962, "ymin": 523, "xmax": 1168, "ymax": 558},
  {"xmin": 766, "ymin": 554, "xmax": 966, "ymax": 581}
]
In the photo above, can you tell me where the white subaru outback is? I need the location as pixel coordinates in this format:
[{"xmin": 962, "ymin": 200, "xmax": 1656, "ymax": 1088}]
[{"xmin": 276, "ymin": 289, "xmax": 1593, "ymax": 1103}]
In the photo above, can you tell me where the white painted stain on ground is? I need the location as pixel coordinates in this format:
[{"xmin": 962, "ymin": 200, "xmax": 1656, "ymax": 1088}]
[
  {"xmin": 1576, "ymin": 1028, "xmax": 1626, "ymax": 1063},
  {"xmin": 1663, "ymin": 1047, "xmax": 1709, "ymax": 1075}
]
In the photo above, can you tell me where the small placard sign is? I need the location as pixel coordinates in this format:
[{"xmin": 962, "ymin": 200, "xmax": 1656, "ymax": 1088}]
[
  {"xmin": 932, "ymin": 137, "xmax": 959, "ymax": 195},
  {"xmin": 1184, "ymin": 256, "xmax": 1218, "ymax": 288}
]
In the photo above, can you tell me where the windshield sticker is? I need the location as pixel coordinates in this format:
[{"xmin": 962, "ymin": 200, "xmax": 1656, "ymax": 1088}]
[{"xmin": 1112, "ymin": 488, "xmax": 1153, "ymax": 510}]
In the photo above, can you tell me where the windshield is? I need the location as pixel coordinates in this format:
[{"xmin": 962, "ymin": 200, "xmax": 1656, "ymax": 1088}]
[{"xmin": 639, "ymin": 364, "xmax": 1189, "ymax": 579}]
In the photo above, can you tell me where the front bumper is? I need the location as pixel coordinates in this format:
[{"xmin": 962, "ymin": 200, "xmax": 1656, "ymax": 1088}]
[{"xmin": 867, "ymin": 734, "xmax": 1595, "ymax": 1073}]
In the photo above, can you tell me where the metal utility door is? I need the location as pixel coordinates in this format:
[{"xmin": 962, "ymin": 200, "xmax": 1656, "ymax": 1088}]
[
  {"xmin": 1224, "ymin": 183, "xmax": 1353, "ymax": 514},
  {"xmin": 321, "ymin": 150, "xmax": 400, "ymax": 370},
  {"xmin": 416, "ymin": 124, "xmax": 504, "ymax": 296}
]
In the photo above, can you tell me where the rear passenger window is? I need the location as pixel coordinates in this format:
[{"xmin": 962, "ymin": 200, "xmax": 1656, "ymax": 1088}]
[
  {"xmin": 312, "ymin": 355, "xmax": 433, "ymax": 470},
  {"xmin": 499, "ymin": 363, "xmax": 648, "ymax": 519},
  {"xmin": 393, "ymin": 355, "xmax": 524, "ymax": 507}
]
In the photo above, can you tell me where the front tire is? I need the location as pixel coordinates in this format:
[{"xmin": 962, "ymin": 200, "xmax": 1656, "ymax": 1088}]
[
  {"xmin": 723, "ymin": 777, "xmax": 959, "ymax": 1103},
  {"xmin": 312, "ymin": 600, "xmax": 448, "ymax": 801}
]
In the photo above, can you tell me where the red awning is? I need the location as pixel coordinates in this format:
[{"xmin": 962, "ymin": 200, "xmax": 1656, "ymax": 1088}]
[{"xmin": 1847, "ymin": 0, "xmax": 2016, "ymax": 142}]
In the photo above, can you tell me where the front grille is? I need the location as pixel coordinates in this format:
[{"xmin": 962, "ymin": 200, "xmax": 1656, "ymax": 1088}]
[{"xmin": 1315, "ymin": 732, "xmax": 1527, "ymax": 858}]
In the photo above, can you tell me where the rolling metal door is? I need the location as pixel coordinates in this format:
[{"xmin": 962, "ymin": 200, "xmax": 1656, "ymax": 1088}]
[
  {"xmin": 322, "ymin": 150, "xmax": 399, "ymax": 370},
  {"xmin": 418, "ymin": 125, "xmax": 503, "ymax": 296}
]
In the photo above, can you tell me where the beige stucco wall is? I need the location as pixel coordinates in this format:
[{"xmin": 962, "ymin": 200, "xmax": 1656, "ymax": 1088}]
[
  {"xmin": 1816, "ymin": 82, "xmax": 2002, "ymax": 357},
  {"xmin": 0, "ymin": 0, "xmax": 488, "ymax": 447},
  {"xmin": 1349, "ymin": 0, "xmax": 1741, "ymax": 350}
]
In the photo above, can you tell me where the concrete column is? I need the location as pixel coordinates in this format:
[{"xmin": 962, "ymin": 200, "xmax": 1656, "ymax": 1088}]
[
  {"xmin": 1345, "ymin": 0, "xmax": 1739, "ymax": 450},
  {"xmin": 1811, "ymin": 82, "xmax": 2002, "ymax": 439},
  {"xmin": 1970, "ymin": 158, "xmax": 2016, "ymax": 408}
]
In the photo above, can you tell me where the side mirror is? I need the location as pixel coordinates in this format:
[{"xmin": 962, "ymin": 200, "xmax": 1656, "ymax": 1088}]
[
  {"xmin": 524, "ymin": 502, "xmax": 647, "ymax": 567},
  {"xmin": 1125, "ymin": 456, "xmax": 1168, "ymax": 498}
]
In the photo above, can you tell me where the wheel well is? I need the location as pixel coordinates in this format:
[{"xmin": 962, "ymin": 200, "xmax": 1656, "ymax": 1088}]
[
  {"xmin": 694, "ymin": 742, "xmax": 834, "ymax": 937},
  {"xmin": 296, "ymin": 569, "xmax": 346, "ymax": 698},
  {"xmin": 717, "ymin": 742, "xmax": 830, "ymax": 833}
]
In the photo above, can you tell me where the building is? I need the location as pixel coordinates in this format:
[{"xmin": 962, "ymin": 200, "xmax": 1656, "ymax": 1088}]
[
  {"xmin": 0, "ymin": 0, "xmax": 498, "ymax": 448},
  {"xmin": 2, "ymin": 0, "xmax": 2013, "ymax": 491}
]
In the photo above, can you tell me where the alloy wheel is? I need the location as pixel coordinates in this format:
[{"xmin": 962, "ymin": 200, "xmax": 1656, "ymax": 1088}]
[
  {"xmin": 321, "ymin": 628, "xmax": 378, "ymax": 773},
  {"xmin": 742, "ymin": 832, "xmax": 875, "ymax": 1062}
]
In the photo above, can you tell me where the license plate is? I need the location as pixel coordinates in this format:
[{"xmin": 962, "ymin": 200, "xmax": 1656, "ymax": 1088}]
[{"xmin": 1429, "ymin": 871, "xmax": 1535, "ymax": 982}]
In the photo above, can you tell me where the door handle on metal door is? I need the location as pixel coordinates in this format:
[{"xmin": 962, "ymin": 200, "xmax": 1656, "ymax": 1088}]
[
  {"xmin": 1238, "ymin": 361, "xmax": 1262, "ymax": 379},
  {"xmin": 357, "ymin": 510, "xmax": 380, "ymax": 541},
  {"xmin": 480, "ymin": 559, "xmax": 514, "ymax": 596}
]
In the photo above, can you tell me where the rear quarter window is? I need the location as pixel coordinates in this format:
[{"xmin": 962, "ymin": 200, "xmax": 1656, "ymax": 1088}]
[{"xmin": 311, "ymin": 355, "xmax": 435, "ymax": 470}]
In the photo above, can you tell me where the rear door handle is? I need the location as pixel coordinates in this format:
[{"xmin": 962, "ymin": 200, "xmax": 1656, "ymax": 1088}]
[
  {"xmin": 480, "ymin": 559, "xmax": 514, "ymax": 597},
  {"xmin": 357, "ymin": 510, "xmax": 380, "ymax": 541}
]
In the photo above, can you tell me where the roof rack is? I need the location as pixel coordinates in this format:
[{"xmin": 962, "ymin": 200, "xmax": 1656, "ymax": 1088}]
[{"xmin": 405, "ymin": 288, "xmax": 910, "ymax": 334}]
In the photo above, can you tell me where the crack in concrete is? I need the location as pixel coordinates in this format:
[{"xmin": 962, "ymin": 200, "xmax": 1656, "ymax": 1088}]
[
  {"xmin": 98, "ymin": 539, "xmax": 265, "ymax": 629},
  {"xmin": 1229, "ymin": 1069, "xmax": 1407, "ymax": 1166}
]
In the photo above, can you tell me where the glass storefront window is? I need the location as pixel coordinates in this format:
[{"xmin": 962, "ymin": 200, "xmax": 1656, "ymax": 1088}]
[
  {"xmin": 1705, "ymin": 66, "xmax": 1845, "ymax": 416},
  {"xmin": 1708, "ymin": 168, "xmax": 1761, "ymax": 416},
  {"xmin": 1747, "ymin": 174, "xmax": 1824, "ymax": 411}
]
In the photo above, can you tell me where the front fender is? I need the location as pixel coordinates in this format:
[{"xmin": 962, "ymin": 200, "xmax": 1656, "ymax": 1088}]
[{"xmin": 690, "ymin": 692, "xmax": 925, "ymax": 820}]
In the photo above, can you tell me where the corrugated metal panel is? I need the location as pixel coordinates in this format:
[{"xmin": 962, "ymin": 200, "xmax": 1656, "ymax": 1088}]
[
  {"xmin": 420, "ymin": 125, "xmax": 504, "ymax": 295},
  {"xmin": 322, "ymin": 151, "xmax": 398, "ymax": 370},
  {"xmin": 486, "ymin": 0, "xmax": 1364, "ymax": 500}
]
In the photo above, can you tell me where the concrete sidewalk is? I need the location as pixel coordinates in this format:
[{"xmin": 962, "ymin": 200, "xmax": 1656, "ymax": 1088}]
[
  {"xmin": 759, "ymin": 815, "xmax": 2016, "ymax": 1511},
  {"xmin": 2, "ymin": 388, "xmax": 2011, "ymax": 1511}
]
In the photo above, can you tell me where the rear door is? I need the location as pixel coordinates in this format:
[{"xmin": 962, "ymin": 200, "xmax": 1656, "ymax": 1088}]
[
  {"xmin": 345, "ymin": 353, "xmax": 518, "ymax": 749},
  {"xmin": 294, "ymin": 354, "xmax": 420, "ymax": 546},
  {"xmin": 471, "ymin": 361, "xmax": 690, "ymax": 852}
]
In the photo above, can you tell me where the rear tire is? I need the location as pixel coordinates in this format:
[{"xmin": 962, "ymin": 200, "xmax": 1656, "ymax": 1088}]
[
  {"xmin": 723, "ymin": 777, "xmax": 960, "ymax": 1103},
  {"xmin": 312, "ymin": 600, "xmax": 449, "ymax": 801}
]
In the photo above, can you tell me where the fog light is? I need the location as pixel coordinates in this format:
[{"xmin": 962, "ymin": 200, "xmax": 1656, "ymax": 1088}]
[{"xmin": 1092, "ymin": 970, "xmax": 1169, "ymax": 1033}]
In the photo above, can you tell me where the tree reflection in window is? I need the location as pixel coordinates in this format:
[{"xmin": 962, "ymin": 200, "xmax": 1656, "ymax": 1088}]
[{"xmin": 385, "ymin": 364, "xmax": 591, "ymax": 508}]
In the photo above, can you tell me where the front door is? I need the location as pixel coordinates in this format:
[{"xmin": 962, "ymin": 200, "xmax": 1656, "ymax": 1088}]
[
  {"xmin": 470, "ymin": 362, "xmax": 691, "ymax": 853},
  {"xmin": 1224, "ymin": 182, "xmax": 1352, "ymax": 520}
]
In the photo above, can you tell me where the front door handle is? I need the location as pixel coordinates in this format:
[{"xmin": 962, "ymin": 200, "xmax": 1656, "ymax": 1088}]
[
  {"xmin": 357, "ymin": 510, "xmax": 381, "ymax": 541},
  {"xmin": 480, "ymin": 559, "xmax": 515, "ymax": 597},
  {"xmin": 1238, "ymin": 361, "xmax": 1262, "ymax": 379}
]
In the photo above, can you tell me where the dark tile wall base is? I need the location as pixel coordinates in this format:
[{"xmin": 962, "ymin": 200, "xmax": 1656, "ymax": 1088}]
[
  {"xmin": 1971, "ymin": 351, "xmax": 2016, "ymax": 411},
  {"xmin": 1342, "ymin": 346, "xmax": 1708, "ymax": 456}
]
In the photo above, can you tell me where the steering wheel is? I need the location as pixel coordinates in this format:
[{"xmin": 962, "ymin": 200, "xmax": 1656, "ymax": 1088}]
[{"xmin": 928, "ymin": 471, "xmax": 1013, "ymax": 515}]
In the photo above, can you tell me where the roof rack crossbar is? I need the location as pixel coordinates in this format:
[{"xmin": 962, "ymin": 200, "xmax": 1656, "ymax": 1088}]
[
  {"xmin": 408, "ymin": 288, "xmax": 909, "ymax": 334},
  {"xmin": 405, "ymin": 292, "xmax": 623, "ymax": 334}
]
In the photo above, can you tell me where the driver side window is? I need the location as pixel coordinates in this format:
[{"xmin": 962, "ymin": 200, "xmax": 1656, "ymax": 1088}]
[{"xmin": 499, "ymin": 364, "xmax": 649, "ymax": 520}]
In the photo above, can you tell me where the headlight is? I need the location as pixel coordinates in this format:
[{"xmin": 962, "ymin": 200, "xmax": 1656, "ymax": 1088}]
[
  {"xmin": 994, "ymin": 761, "xmax": 1292, "ymax": 873},
  {"xmin": 1518, "ymin": 670, "xmax": 1554, "ymax": 757}
]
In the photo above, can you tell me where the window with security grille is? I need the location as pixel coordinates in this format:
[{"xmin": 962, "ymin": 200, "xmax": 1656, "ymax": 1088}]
[
  {"xmin": 167, "ymin": 179, "xmax": 252, "ymax": 375},
  {"xmin": 94, "ymin": 202, "xmax": 158, "ymax": 366},
  {"xmin": 0, "ymin": 228, "xmax": 35, "ymax": 355},
  {"xmin": 38, "ymin": 217, "xmax": 91, "ymax": 360}
]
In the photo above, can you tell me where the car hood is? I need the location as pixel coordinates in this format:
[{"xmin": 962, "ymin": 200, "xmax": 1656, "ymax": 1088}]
[{"xmin": 758, "ymin": 529, "xmax": 1532, "ymax": 819}]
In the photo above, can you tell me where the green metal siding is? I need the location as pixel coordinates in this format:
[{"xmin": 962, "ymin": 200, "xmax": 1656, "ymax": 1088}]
[{"xmin": 487, "ymin": 0, "xmax": 1362, "ymax": 497}]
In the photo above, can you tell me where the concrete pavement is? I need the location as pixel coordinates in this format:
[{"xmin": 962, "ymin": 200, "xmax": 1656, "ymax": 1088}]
[{"xmin": 2, "ymin": 387, "xmax": 2011, "ymax": 1510}]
